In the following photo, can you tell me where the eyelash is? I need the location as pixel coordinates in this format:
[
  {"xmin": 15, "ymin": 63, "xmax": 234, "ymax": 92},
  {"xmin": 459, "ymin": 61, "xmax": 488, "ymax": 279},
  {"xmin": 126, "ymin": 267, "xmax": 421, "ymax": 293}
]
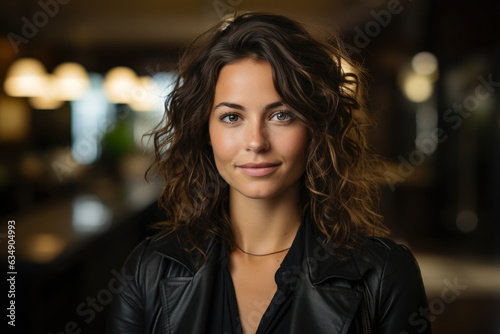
[
  {"xmin": 219, "ymin": 111, "xmax": 295, "ymax": 124},
  {"xmin": 219, "ymin": 113, "xmax": 241, "ymax": 123},
  {"xmin": 270, "ymin": 111, "xmax": 294, "ymax": 122}
]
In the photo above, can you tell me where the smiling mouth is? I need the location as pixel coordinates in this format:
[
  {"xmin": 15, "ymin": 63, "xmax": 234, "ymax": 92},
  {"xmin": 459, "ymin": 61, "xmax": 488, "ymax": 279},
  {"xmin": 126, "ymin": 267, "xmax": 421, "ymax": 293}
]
[{"xmin": 236, "ymin": 162, "xmax": 281, "ymax": 177}]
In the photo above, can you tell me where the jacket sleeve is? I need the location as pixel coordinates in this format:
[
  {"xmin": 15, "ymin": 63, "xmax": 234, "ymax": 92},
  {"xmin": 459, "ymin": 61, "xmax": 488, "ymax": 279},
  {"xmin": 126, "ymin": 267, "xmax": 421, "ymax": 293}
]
[
  {"xmin": 106, "ymin": 238, "xmax": 151, "ymax": 334},
  {"xmin": 376, "ymin": 243, "xmax": 432, "ymax": 334}
]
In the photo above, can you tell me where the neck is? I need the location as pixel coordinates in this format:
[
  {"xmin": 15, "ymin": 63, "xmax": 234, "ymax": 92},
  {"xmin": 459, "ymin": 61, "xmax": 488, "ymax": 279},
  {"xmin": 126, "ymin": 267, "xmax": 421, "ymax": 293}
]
[{"xmin": 229, "ymin": 185, "xmax": 302, "ymax": 255}]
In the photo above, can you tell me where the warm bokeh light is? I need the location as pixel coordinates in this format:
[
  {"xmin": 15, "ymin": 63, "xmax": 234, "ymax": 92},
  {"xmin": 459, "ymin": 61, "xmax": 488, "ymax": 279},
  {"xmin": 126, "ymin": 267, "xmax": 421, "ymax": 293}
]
[
  {"xmin": 0, "ymin": 97, "xmax": 30, "ymax": 142},
  {"xmin": 412, "ymin": 52, "xmax": 438, "ymax": 76},
  {"xmin": 103, "ymin": 66, "xmax": 138, "ymax": 104},
  {"xmin": 402, "ymin": 72, "xmax": 433, "ymax": 103},
  {"xmin": 128, "ymin": 76, "xmax": 162, "ymax": 112},
  {"xmin": 53, "ymin": 62, "xmax": 91, "ymax": 101},
  {"xmin": 29, "ymin": 96, "xmax": 65, "ymax": 110},
  {"xmin": 24, "ymin": 233, "xmax": 67, "ymax": 263},
  {"xmin": 28, "ymin": 75, "xmax": 64, "ymax": 110},
  {"xmin": 4, "ymin": 58, "xmax": 48, "ymax": 97}
]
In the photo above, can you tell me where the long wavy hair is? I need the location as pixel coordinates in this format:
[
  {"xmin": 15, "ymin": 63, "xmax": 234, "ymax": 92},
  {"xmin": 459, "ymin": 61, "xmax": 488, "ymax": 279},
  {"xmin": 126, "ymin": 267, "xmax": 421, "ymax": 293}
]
[{"xmin": 147, "ymin": 12, "xmax": 389, "ymax": 254}]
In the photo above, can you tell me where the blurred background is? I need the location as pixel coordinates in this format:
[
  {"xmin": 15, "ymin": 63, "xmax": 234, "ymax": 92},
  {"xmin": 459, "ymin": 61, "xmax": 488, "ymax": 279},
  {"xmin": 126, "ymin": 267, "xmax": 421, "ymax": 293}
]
[{"xmin": 1, "ymin": 0, "xmax": 499, "ymax": 333}]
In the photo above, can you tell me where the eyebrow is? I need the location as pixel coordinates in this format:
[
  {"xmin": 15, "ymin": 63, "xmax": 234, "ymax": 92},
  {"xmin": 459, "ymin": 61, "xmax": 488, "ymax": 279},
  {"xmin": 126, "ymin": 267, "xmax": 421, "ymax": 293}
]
[{"xmin": 213, "ymin": 101, "xmax": 284, "ymax": 111}]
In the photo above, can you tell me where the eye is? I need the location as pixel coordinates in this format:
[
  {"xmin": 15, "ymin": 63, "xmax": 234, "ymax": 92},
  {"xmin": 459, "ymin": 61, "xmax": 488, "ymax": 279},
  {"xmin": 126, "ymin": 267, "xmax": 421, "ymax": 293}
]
[
  {"xmin": 220, "ymin": 113, "xmax": 241, "ymax": 123},
  {"xmin": 270, "ymin": 111, "xmax": 294, "ymax": 122}
]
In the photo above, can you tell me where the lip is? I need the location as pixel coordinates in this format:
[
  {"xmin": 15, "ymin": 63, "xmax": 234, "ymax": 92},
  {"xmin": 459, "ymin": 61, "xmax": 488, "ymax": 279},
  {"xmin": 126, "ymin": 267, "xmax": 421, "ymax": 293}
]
[{"xmin": 237, "ymin": 162, "xmax": 281, "ymax": 177}]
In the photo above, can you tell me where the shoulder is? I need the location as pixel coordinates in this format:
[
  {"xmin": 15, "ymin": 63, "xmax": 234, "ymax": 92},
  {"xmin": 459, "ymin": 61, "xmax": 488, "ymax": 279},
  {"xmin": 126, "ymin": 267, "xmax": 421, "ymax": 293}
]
[
  {"xmin": 348, "ymin": 237, "xmax": 430, "ymax": 330},
  {"xmin": 107, "ymin": 230, "xmax": 199, "ymax": 333},
  {"xmin": 121, "ymin": 231, "xmax": 172, "ymax": 274},
  {"xmin": 353, "ymin": 237, "xmax": 431, "ymax": 332},
  {"xmin": 121, "ymin": 228, "xmax": 216, "ymax": 279},
  {"xmin": 345, "ymin": 236, "xmax": 425, "ymax": 292},
  {"xmin": 353, "ymin": 236, "xmax": 420, "ymax": 273},
  {"xmin": 116, "ymin": 233, "xmax": 165, "ymax": 290}
]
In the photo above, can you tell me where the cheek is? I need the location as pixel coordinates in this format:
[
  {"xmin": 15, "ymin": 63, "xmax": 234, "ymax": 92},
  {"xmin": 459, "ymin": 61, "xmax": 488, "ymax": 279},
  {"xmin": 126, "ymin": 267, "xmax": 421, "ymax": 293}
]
[
  {"xmin": 209, "ymin": 131, "xmax": 238, "ymax": 183},
  {"xmin": 281, "ymin": 128, "xmax": 308, "ymax": 163},
  {"xmin": 209, "ymin": 124, "xmax": 236, "ymax": 164}
]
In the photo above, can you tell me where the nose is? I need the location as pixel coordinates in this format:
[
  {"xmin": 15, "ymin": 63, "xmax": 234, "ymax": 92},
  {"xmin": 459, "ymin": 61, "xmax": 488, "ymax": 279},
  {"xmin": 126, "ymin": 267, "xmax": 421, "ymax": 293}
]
[{"xmin": 245, "ymin": 121, "xmax": 270, "ymax": 153}]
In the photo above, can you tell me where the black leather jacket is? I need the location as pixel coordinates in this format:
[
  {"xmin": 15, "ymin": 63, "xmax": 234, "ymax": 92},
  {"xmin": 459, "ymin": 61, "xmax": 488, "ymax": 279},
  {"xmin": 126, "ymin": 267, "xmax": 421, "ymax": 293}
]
[{"xmin": 107, "ymin": 218, "xmax": 431, "ymax": 334}]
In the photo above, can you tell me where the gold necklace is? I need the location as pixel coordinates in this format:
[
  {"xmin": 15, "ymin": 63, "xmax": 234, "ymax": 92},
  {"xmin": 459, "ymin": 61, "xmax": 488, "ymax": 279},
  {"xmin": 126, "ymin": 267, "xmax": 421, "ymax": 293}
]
[{"xmin": 236, "ymin": 244, "xmax": 291, "ymax": 256}]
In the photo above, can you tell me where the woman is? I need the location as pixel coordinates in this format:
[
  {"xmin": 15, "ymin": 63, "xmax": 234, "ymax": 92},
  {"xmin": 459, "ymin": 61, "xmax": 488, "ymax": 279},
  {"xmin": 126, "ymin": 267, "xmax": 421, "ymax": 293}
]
[{"xmin": 107, "ymin": 12, "xmax": 431, "ymax": 334}]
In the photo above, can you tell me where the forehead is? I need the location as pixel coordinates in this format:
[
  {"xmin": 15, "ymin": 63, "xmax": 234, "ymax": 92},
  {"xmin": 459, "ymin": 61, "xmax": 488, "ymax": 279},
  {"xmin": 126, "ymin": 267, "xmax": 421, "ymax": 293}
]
[{"xmin": 213, "ymin": 59, "xmax": 280, "ymax": 103}]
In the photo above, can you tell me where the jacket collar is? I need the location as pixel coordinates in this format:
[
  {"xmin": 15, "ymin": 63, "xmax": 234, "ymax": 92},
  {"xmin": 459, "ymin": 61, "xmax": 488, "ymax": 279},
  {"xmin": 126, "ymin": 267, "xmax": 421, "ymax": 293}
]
[
  {"xmin": 303, "ymin": 216, "xmax": 374, "ymax": 284},
  {"xmin": 151, "ymin": 216, "xmax": 374, "ymax": 283},
  {"xmin": 150, "ymin": 228, "xmax": 216, "ymax": 275}
]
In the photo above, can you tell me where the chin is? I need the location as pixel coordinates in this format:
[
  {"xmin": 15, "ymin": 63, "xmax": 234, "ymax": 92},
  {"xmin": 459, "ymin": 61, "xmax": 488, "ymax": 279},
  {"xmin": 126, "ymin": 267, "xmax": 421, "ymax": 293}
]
[
  {"xmin": 237, "ymin": 190, "xmax": 276, "ymax": 200},
  {"xmin": 233, "ymin": 184, "xmax": 288, "ymax": 200}
]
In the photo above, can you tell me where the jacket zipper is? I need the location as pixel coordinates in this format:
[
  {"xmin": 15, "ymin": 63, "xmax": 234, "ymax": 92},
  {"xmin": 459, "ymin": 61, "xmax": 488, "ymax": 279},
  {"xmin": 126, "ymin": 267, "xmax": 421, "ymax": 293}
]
[{"xmin": 357, "ymin": 282, "xmax": 372, "ymax": 334}]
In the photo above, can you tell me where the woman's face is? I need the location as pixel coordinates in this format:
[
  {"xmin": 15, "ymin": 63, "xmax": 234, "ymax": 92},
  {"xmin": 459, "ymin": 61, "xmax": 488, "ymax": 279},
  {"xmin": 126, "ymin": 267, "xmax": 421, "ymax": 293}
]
[{"xmin": 208, "ymin": 58, "xmax": 308, "ymax": 200}]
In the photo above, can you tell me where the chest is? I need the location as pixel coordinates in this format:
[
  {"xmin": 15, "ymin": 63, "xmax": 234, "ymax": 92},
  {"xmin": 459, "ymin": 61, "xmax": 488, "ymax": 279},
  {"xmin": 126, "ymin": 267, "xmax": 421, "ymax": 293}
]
[
  {"xmin": 228, "ymin": 255, "xmax": 284, "ymax": 333},
  {"xmin": 157, "ymin": 259, "xmax": 365, "ymax": 334}
]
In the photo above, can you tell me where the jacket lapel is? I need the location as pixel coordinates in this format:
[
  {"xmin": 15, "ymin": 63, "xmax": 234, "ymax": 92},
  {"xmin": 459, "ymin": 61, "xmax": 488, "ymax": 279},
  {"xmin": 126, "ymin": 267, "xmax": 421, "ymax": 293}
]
[
  {"xmin": 303, "ymin": 216, "xmax": 373, "ymax": 283},
  {"xmin": 159, "ymin": 268, "xmax": 216, "ymax": 334},
  {"xmin": 286, "ymin": 217, "xmax": 372, "ymax": 334},
  {"xmin": 155, "ymin": 234, "xmax": 223, "ymax": 334},
  {"xmin": 290, "ymin": 283, "xmax": 362, "ymax": 334}
]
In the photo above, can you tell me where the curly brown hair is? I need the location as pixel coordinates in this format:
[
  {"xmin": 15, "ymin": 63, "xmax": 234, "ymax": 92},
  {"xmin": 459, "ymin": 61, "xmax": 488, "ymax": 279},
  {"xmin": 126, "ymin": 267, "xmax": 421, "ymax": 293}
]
[{"xmin": 147, "ymin": 12, "xmax": 389, "ymax": 254}]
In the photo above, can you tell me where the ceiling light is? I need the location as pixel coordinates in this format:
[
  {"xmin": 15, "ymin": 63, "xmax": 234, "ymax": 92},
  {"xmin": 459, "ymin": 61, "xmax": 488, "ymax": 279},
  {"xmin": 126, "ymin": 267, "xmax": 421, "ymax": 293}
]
[
  {"xmin": 4, "ymin": 58, "xmax": 48, "ymax": 97},
  {"xmin": 103, "ymin": 67, "xmax": 138, "ymax": 104},
  {"xmin": 411, "ymin": 52, "xmax": 438, "ymax": 76},
  {"xmin": 402, "ymin": 72, "xmax": 433, "ymax": 103},
  {"xmin": 53, "ymin": 62, "xmax": 90, "ymax": 101}
]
